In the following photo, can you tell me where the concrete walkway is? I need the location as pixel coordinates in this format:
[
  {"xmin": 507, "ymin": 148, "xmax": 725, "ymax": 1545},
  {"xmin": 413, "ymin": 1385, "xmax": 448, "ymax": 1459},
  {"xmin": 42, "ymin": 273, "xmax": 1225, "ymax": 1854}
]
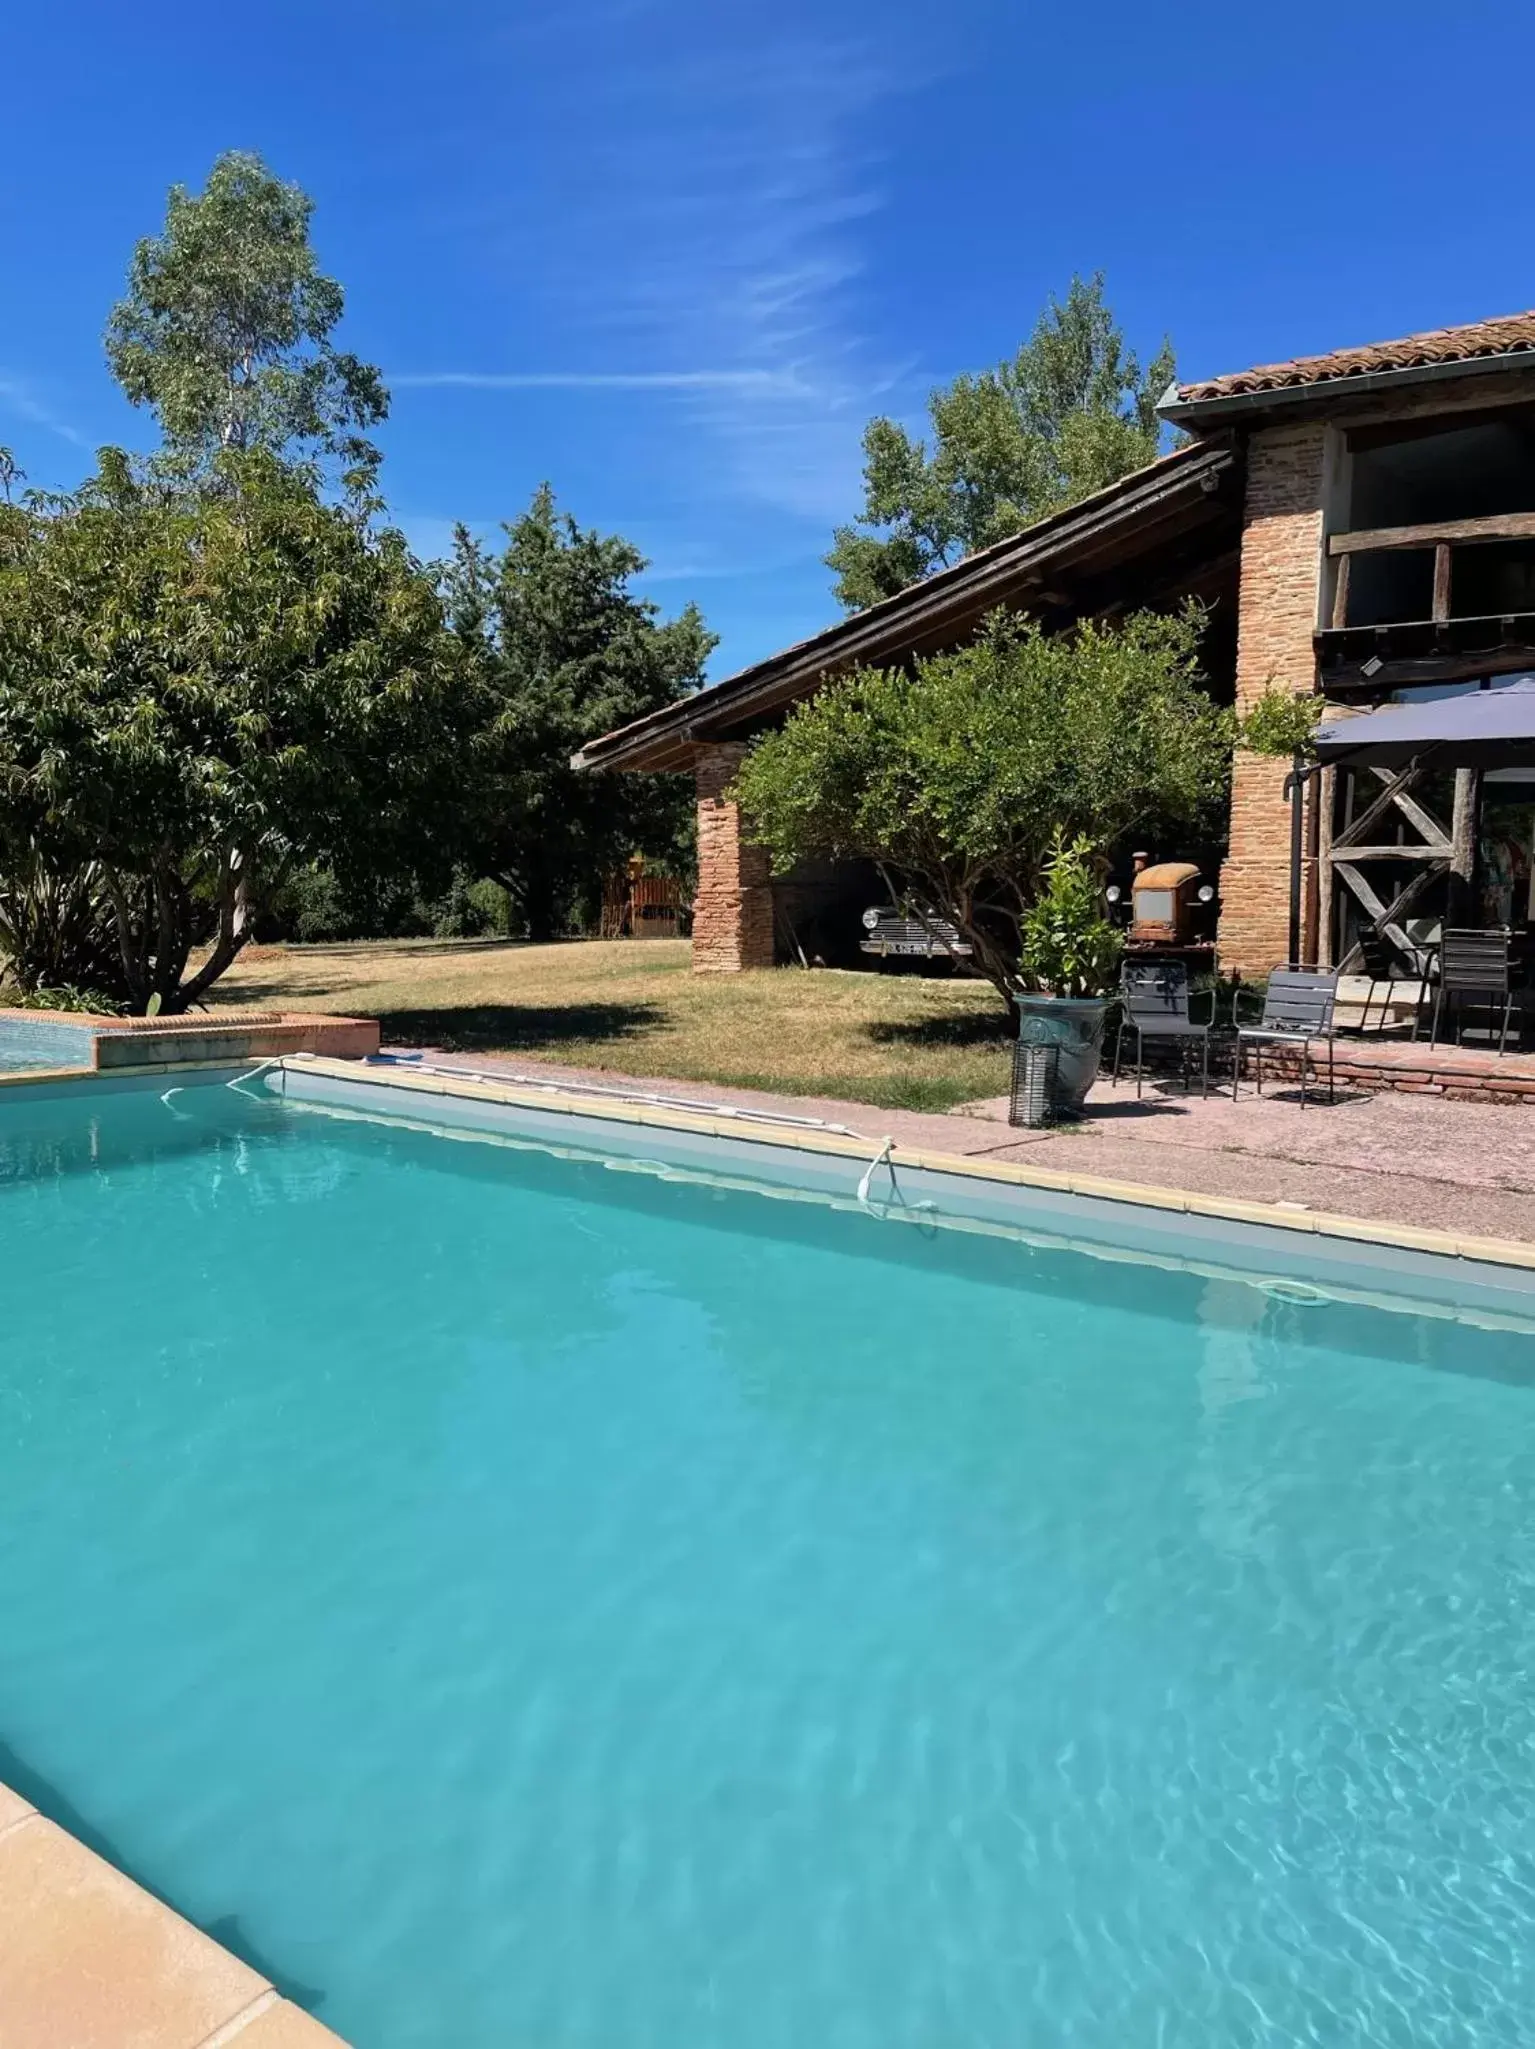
[{"xmin": 400, "ymin": 1047, "xmax": 1535, "ymax": 1244}]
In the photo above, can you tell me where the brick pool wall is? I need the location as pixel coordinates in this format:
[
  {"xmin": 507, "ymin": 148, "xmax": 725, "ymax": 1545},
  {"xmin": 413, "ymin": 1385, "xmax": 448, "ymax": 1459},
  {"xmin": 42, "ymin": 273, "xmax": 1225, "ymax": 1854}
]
[{"xmin": 0, "ymin": 1009, "xmax": 380, "ymax": 1075}]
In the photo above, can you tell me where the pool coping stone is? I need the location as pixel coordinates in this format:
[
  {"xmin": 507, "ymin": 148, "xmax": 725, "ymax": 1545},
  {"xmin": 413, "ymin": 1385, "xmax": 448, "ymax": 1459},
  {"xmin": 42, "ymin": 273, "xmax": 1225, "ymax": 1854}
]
[{"xmin": 0, "ymin": 1794, "xmax": 347, "ymax": 2048}]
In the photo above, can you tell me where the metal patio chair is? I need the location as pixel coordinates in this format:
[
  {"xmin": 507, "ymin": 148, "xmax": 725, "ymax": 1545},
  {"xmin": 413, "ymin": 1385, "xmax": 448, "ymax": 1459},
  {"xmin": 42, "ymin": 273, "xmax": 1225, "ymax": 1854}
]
[
  {"xmin": 1429, "ymin": 929, "xmax": 1523, "ymax": 1054},
  {"xmin": 1233, "ymin": 968, "xmax": 1339, "ymax": 1107},
  {"xmin": 1353, "ymin": 927, "xmax": 1431, "ymax": 1039},
  {"xmin": 1111, "ymin": 959, "xmax": 1212, "ymax": 1097}
]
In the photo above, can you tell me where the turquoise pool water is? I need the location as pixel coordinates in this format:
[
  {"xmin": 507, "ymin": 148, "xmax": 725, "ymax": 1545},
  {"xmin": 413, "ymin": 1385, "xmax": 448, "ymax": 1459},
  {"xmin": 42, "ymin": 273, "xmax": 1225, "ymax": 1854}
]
[{"xmin": 1, "ymin": 1081, "xmax": 1533, "ymax": 2047}]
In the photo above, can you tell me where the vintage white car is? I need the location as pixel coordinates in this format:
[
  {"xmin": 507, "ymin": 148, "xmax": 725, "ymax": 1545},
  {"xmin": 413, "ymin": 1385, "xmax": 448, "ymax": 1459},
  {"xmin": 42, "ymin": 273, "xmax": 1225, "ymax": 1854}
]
[{"xmin": 858, "ymin": 906, "xmax": 973, "ymax": 967}]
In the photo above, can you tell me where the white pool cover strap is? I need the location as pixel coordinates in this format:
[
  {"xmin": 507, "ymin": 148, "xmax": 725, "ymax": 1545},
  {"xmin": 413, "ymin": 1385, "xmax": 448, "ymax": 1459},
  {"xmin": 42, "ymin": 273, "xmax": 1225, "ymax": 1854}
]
[{"xmin": 362, "ymin": 1055, "xmax": 877, "ymax": 1143}]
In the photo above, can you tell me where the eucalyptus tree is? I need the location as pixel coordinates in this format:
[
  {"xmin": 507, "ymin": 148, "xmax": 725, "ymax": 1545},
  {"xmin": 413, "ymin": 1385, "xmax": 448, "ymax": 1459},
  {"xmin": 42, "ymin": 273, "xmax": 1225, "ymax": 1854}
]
[
  {"xmin": 827, "ymin": 276, "xmax": 1175, "ymax": 611},
  {"xmin": 105, "ymin": 150, "xmax": 387, "ymax": 499}
]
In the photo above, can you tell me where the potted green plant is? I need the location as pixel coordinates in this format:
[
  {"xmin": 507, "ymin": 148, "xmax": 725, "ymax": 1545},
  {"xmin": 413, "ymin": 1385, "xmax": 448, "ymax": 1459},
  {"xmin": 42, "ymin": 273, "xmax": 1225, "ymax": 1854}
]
[{"xmin": 1015, "ymin": 832, "xmax": 1124, "ymax": 1111}]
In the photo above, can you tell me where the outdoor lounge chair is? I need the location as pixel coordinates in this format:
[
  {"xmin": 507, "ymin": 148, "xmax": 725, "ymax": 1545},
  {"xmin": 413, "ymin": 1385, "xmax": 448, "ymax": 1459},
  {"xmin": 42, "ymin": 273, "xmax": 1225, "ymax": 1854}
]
[
  {"xmin": 1429, "ymin": 928, "xmax": 1525, "ymax": 1054},
  {"xmin": 1111, "ymin": 960, "xmax": 1211, "ymax": 1097},
  {"xmin": 1353, "ymin": 927, "xmax": 1431, "ymax": 1038},
  {"xmin": 1233, "ymin": 968, "xmax": 1339, "ymax": 1107}
]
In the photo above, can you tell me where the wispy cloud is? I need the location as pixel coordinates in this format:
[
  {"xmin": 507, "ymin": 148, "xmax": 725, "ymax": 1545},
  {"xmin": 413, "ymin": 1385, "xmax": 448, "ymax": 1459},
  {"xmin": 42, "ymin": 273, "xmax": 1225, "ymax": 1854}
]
[
  {"xmin": 394, "ymin": 368, "xmax": 820, "ymax": 396},
  {"xmin": 0, "ymin": 373, "xmax": 91, "ymax": 450},
  {"xmin": 567, "ymin": 39, "xmax": 901, "ymax": 526},
  {"xmin": 421, "ymin": 17, "xmax": 914, "ymax": 539}
]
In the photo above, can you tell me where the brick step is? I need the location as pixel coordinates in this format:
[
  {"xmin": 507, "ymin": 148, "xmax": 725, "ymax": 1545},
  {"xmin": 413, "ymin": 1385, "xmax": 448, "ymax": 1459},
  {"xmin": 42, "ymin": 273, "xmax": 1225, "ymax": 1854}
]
[{"xmin": 1243, "ymin": 1039, "xmax": 1535, "ymax": 1102}]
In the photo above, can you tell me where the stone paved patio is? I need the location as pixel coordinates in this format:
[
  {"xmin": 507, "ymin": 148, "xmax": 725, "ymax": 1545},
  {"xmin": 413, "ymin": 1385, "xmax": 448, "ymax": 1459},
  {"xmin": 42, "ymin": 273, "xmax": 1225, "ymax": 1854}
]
[{"xmin": 401, "ymin": 1047, "xmax": 1535, "ymax": 1244}]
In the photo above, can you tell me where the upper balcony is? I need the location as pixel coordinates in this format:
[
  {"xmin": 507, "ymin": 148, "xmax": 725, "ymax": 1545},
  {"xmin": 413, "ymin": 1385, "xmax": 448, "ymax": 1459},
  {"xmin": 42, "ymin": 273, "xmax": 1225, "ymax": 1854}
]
[
  {"xmin": 1315, "ymin": 403, "xmax": 1535, "ymax": 694},
  {"xmin": 1317, "ymin": 512, "xmax": 1535, "ymax": 693}
]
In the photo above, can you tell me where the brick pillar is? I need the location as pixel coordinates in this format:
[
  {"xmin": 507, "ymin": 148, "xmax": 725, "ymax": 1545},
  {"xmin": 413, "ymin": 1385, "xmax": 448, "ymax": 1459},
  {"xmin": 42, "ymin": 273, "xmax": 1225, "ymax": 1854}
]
[
  {"xmin": 1218, "ymin": 423, "xmax": 1328, "ymax": 975},
  {"xmin": 692, "ymin": 743, "xmax": 775, "ymax": 972}
]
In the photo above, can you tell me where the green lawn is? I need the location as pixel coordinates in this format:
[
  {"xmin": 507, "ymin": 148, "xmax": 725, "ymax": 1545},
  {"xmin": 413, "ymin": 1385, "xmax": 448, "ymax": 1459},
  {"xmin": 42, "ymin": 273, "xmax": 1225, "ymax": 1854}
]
[{"xmin": 214, "ymin": 937, "xmax": 1015, "ymax": 1112}]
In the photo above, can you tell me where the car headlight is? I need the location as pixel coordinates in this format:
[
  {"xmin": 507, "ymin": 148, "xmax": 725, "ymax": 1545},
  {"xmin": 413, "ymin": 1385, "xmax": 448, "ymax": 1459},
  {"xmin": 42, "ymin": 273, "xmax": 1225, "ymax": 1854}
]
[{"xmin": 861, "ymin": 907, "xmax": 881, "ymax": 930}]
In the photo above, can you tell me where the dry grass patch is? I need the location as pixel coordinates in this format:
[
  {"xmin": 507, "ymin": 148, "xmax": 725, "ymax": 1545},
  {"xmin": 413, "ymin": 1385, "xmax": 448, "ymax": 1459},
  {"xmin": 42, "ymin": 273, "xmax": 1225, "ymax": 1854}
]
[{"xmin": 214, "ymin": 937, "xmax": 1014, "ymax": 1111}]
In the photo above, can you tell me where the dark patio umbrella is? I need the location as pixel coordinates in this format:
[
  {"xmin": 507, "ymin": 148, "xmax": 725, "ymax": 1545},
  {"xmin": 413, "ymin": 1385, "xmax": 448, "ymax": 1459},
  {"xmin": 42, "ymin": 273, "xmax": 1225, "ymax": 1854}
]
[
  {"xmin": 1281, "ymin": 680, "xmax": 1535, "ymax": 967},
  {"xmin": 1315, "ymin": 679, "xmax": 1535, "ymax": 771}
]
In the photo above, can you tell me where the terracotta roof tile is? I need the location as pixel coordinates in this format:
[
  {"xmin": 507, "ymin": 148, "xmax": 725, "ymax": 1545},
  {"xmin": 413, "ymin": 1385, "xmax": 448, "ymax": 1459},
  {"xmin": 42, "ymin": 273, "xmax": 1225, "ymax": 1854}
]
[{"xmin": 1177, "ymin": 310, "xmax": 1535, "ymax": 404}]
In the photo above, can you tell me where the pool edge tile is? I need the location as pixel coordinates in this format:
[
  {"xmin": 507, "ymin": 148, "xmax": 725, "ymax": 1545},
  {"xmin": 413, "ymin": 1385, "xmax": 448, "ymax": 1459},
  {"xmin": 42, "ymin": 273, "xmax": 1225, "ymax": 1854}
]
[
  {"xmin": 0, "ymin": 1782, "xmax": 36, "ymax": 1838},
  {"xmin": 1453, "ymin": 1233, "xmax": 1535, "ymax": 1268},
  {"xmin": 1186, "ymin": 1194, "xmax": 1319, "ymax": 1231},
  {"xmin": 0, "ymin": 1808, "xmax": 276, "ymax": 2049},
  {"xmin": 899, "ymin": 1146, "xmax": 1079, "ymax": 1194},
  {"xmin": 199, "ymin": 1991, "xmax": 351, "ymax": 2047},
  {"xmin": 1312, "ymin": 1212, "xmax": 1474, "ymax": 1257},
  {"xmin": 1072, "ymin": 1173, "xmax": 1194, "ymax": 1214}
]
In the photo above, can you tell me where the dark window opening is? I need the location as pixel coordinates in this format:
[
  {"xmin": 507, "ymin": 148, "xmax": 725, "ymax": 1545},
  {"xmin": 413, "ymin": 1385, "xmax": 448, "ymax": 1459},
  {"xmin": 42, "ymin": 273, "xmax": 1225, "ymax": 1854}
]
[{"xmin": 1339, "ymin": 408, "xmax": 1535, "ymax": 628}]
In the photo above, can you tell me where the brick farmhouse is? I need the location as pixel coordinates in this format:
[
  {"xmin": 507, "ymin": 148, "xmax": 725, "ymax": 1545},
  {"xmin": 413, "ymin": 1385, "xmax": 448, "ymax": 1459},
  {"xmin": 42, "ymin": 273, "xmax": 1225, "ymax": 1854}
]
[{"xmin": 576, "ymin": 312, "xmax": 1535, "ymax": 980}]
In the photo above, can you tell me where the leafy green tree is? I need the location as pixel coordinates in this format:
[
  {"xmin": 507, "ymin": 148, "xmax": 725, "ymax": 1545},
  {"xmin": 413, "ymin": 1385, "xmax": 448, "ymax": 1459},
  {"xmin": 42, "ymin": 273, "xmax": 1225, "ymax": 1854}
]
[
  {"xmin": 445, "ymin": 487, "xmax": 713, "ymax": 941},
  {"xmin": 1238, "ymin": 685, "xmax": 1325, "ymax": 758},
  {"xmin": 105, "ymin": 151, "xmax": 387, "ymax": 498},
  {"xmin": 0, "ymin": 456, "xmax": 471, "ymax": 1011},
  {"xmin": 827, "ymin": 276, "xmax": 1175, "ymax": 611},
  {"xmin": 732, "ymin": 608, "xmax": 1231, "ymax": 1015}
]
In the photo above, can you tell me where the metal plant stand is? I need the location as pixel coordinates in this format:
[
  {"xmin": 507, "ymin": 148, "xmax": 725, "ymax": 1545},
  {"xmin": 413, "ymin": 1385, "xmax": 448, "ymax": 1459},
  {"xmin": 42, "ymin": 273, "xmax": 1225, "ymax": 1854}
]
[{"xmin": 1010, "ymin": 1042, "xmax": 1060, "ymax": 1128}]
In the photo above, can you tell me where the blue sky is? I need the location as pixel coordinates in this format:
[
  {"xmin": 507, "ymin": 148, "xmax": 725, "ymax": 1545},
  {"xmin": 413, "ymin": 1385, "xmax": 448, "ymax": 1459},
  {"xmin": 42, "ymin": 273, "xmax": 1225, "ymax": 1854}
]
[{"xmin": 4, "ymin": 0, "xmax": 1534, "ymax": 677}]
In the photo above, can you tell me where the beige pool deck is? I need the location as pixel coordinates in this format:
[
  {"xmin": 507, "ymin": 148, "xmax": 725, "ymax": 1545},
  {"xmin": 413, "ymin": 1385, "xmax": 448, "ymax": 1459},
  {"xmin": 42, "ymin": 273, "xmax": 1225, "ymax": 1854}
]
[{"xmin": 0, "ymin": 1781, "xmax": 344, "ymax": 2048}]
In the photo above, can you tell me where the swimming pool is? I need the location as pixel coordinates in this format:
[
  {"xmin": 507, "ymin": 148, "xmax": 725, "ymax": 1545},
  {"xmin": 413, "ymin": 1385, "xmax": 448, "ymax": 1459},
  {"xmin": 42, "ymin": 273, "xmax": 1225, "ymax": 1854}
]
[
  {"xmin": 0, "ymin": 1012, "xmax": 95, "ymax": 1071},
  {"xmin": 2, "ymin": 1073, "xmax": 1533, "ymax": 2046}
]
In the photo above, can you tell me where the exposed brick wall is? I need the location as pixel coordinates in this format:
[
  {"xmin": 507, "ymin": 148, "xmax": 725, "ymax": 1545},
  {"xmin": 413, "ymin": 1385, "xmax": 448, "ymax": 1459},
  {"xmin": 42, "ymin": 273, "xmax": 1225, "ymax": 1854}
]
[
  {"xmin": 692, "ymin": 743, "xmax": 775, "ymax": 973},
  {"xmin": 1243, "ymin": 1040, "xmax": 1535, "ymax": 1103},
  {"xmin": 1218, "ymin": 423, "xmax": 1329, "ymax": 974}
]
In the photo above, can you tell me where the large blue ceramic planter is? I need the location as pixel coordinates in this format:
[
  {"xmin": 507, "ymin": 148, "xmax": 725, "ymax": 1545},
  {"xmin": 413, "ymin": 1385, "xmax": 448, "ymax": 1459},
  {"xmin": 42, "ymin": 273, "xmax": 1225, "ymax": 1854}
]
[{"xmin": 1015, "ymin": 994, "xmax": 1113, "ymax": 1113}]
